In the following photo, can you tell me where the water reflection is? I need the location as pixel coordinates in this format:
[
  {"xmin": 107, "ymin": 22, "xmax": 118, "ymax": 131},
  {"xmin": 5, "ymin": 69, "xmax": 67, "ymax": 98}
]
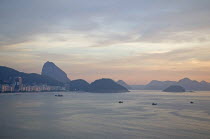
[{"xmin": 0, "ymin": 91, "xmax": 210, "ymax": 139}]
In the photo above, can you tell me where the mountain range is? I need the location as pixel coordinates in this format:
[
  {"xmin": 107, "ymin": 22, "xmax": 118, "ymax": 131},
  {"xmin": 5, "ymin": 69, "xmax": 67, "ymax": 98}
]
[
  {"xmin": 68, "ymin": 78, "xmax": 129, "ymax": 93},
  {"xmin": 40, "ymin": 61, "xmax": 128, "ymax": 92},
  {"xmin": 1, "ymin": 61, "xmax": 209, "ymax": 91},
  {"xmin": 0, "ymin": 62, "xmax": 129, "ymax": 93},
  {"xmin": 130, "ymin": 78, "xmax": 210, "ymax": 91}
]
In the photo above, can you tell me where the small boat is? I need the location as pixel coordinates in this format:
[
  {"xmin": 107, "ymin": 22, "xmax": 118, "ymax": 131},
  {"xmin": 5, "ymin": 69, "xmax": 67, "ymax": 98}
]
[
  {"xmin": 118, "ymin": 101, "xmax": 123, "ymax": 104},
  {"xmin": 190, "ymin": 101, "xmax": 194, "ymax": 104},
  {"xmin": 152, "ymin": 103, "xmax": 157, "ymax": 105},
  {"xmin": 55, "ymin": 94, "xmax": 63, "ymax": 97}
]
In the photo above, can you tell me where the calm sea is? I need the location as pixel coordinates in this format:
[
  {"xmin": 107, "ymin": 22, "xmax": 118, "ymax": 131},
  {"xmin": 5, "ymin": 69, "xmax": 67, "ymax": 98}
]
[{"xmin": 0, "ymin": 90, "xmax": 210, "ymax": 139}]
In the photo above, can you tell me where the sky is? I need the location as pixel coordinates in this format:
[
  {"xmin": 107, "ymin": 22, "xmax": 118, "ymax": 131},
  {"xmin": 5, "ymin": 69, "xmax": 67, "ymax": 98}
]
[{"xmin": 0, "ymin": 0, "xmax": 210, "ymax": 84}]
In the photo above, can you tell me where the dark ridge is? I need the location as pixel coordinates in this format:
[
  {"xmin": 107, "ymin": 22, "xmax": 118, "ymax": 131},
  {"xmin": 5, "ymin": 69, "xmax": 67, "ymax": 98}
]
[{"xmin": 0, "ymin": 66, "xmax": 63, "ymax": 86}]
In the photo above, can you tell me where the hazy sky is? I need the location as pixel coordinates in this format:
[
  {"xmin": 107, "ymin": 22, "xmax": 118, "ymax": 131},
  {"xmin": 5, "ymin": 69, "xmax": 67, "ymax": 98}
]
[{"xmin": 0, "ymin": 0, "xmax": 210, "ymax": 84}]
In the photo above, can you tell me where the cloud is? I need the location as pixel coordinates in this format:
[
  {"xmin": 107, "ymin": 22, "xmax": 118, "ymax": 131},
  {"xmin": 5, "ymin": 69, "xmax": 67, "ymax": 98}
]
[
  {"xmin": 83, "ymin": 45, "xmax": 210, "ymax": 78},
  {"xmin": 1, "ymin": 0, "xmax": 210, "ymax": 84},
  {"xmin": 1, "ymin": 0, "xmax": 210, "ymax": 46}
]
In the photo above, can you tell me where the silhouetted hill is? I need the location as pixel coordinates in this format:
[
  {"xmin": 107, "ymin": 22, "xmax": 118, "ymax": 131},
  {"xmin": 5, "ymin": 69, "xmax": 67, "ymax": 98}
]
[
  {"xmin": 117, "ymin": 80, "xmax": 132, "ymax": 89},
  {"xmin": 0, "ymin": 66, "xmax": 63, "ymax": 86},
  {"xmin": 69, "ymin": 79, "xmax": 90, "ymax": 92},
  {"xmin": 41, "ymin": 61, "xmax": 70, "ymax": 83},
  {"xmin": 89, "ymin": 78, "xmax": 129, "ymax": 93},
  {"xmin": 163, "ymin": 85, "xmax": 186, "ymax": 92},
  {"xmin": 177, "ymin": 78, "xmax": 205, "ymax": 91}
]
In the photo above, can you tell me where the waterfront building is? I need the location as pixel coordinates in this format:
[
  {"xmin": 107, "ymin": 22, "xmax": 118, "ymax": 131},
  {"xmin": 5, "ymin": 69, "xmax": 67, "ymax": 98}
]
[
  {"xmin": 14, "ymin": 77, "xmax": 23, "ymax": 92},
  {"xmin": 1, "ymin": 84, "xmax": 14, "ymax": 93}
]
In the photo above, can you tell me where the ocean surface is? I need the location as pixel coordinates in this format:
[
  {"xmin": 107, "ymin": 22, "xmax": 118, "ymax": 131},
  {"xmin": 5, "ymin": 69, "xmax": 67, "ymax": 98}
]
[{"xmin": 0, "ymin": 90, "xmax": 210, "ymax": 139}]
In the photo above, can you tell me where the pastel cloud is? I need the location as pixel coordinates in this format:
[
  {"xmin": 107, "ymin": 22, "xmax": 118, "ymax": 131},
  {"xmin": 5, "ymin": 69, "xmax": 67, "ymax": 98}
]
[{"xmin": 0, "ymin": 0, "xmax": 210, "ymax": 84}]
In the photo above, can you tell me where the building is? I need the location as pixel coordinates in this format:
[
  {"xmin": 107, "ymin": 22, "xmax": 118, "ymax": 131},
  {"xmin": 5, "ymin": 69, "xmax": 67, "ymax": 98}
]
[
  {"xmin": 14, "ymin": 77, "xmax": 23, "ymax": 92},
  {"xmin": 1, "ymin": 84, "xmax": 14, "ymax": 93},
  {"xmin": 0, "ymin": 76, "xmax": 66, "ymax": 93}
]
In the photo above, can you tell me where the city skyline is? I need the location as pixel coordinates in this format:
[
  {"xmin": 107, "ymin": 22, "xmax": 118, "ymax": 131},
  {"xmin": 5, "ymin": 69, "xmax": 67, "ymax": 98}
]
[{"xmin": 1, "ymin": 0, "xmax": 210, "ymax": 84}]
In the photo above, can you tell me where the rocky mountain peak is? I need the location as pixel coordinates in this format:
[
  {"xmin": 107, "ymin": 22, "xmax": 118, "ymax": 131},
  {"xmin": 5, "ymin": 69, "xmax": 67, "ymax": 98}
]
[{"xmin": 41, "ymin": 61, "xmax": 70, "ymax": 83}]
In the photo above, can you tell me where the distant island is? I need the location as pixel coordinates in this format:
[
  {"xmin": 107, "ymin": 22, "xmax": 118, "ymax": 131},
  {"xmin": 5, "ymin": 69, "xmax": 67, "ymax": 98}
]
[
  {"xmin": 0, "ymin": 61, "xmax": 129, "ymax": 93},
  {"xmin": 89, "ymin": 78, "xmax": 129, "ymax": 93},
  {"xmin": 163, "ymin": 85, "xmax": 186, "ymax": 92}
]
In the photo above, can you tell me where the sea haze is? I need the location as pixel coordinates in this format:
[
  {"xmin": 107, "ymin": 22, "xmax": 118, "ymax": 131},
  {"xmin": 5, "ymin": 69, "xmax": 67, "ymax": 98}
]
[{"xmin": 0, "ymin": 91, "xmax": 210, "ymax": 139}]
